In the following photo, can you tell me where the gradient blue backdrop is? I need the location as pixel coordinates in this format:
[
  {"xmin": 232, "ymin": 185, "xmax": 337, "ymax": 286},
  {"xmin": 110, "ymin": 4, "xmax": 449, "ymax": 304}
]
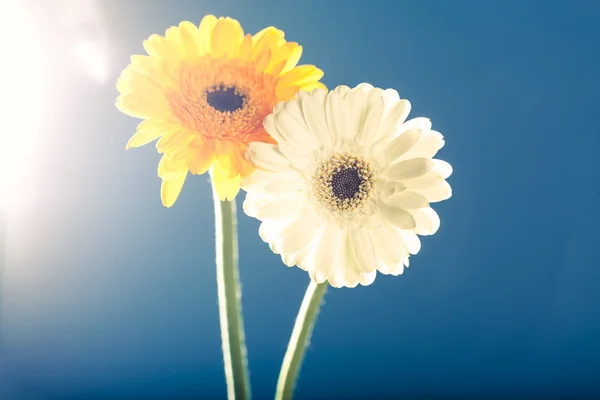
[{"xmin": 1, "ymin": 0, "xmax": 599, "ymax": 398}]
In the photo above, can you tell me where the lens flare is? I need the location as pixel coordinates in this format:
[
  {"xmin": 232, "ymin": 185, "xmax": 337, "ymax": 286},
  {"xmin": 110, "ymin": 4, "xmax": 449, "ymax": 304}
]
[{"xmin": 0, "ymin": 0, "xmax": 47, "ymax": 212}]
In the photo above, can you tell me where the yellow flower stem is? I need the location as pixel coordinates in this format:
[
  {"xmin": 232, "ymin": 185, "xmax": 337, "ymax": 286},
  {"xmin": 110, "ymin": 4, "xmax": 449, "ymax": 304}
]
[
  {"xmin": 213, "ymin": 186, "xmax": 251, "ymax": 400},
  {"xmin": 275, "ymin": 280, "xmax": 328, "ymax": 400}
]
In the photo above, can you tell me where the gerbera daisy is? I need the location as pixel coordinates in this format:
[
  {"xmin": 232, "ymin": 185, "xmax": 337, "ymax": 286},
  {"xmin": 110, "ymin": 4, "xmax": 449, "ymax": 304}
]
[
  {"xmin": 242, "ymin": 83, "xmax": 452, "ymax": 288},
  {"xmin": 116, "ymin": 15, "xmax": 326, "ymax": 206}
]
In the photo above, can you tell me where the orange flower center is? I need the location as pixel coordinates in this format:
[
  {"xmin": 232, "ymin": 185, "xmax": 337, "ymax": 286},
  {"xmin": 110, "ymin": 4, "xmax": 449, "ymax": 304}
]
[{"xmin": 166, "ymin": 56, "xmax": 279, "ymax": 144}]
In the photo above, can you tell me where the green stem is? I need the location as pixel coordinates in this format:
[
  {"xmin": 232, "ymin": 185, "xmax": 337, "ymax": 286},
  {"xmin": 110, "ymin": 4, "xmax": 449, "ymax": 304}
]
[
  {"xmin": 275, "ymin": 281, "xmax": 328, "ymax": 400},
  {"xmin": 213, "ymin": 186, "xmax": 251, "ymax": 400}
]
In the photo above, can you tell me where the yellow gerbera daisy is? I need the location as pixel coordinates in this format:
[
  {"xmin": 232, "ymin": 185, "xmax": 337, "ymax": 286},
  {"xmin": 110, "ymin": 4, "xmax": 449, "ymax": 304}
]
[{"xmin": 116, "ymin": 15, "xmax": 326, "ymax": 206}]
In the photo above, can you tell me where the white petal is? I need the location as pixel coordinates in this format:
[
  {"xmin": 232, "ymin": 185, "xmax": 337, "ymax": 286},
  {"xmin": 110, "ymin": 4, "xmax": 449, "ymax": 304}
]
[
  {"xmin": 359, "ymin": 271, "xmax": 377, "ymax": 286},
  {"xmin": 432, "ymin": 159, "xmax": 453, "ymax": 179},
  {"xmin": 294, "ymin": 89, "xmax": 309, "ymax": 100},
  {"xmin": 378, "ymin": 180, "xmax": 406, "ymax": 200},
  {"xmin": 280, "ymin": 212, "xmax": 324, "ymax": 254},
  {"xmin": 275, "ymin": 107, "xmax": 316, "ymax": 151},
  {"xmin": 273, "ymin": 100, "xmax": 285, "ymax": 114},
  {"xmin": 364, "ymin": 86, "xmax": 385, "ymax": 108},
  {"xmin": 344, "ymin": 87, "xmax": 368, "ymax": 141},
  {"xmin": 384, "ymin": 158, "xmax": 434, "ymax": 181},
  {"xmin": 245, "ymin": 194, "xmax": 305, "ymax": 220},
  {"xmin": 402, "ymin": 130, "xmax": 445, "ymax": 161},
  {"xmin": 399, "ymin": 117, "xmax": 432, "ymax": 133},
  {"xmin": 242, "ymin": 169, "xmax": 306, "ymax": 196},
  {"xmin": 399, "ymin": 230, "xmax": 421, "ymax": 255},
  {"xmin": 388, "ymin": 191, "xmax": 429, "ymax": 209},
  {"xmin": 280, "ymin": 253, "xmax": 297, "ymax": 267},
  {"xmin": 311, "ymin": 223, "xmax": 338, "ymax": 284},
  {"xmin": 311, "ymin": 87, "xmax": 328, "ymax": 102},
  {"xmin": 382, "ymin": 128, "xmax": 422, "ymax": 163},
  {"xmin": 277, "ymin": 141, "xmax": 313, "ymax": 169},
  {"xmin": 355, "ymin": 82, "xmax": 375, "ymax": 92},
  {"xmin": 335, "ymin": 260, "xmax": 365, "ymax": 288},
  {"xmin": 332, "ymin": 84, "xmax": 351, "ymax": 99},
  {"xmin": 243, "ymin": 168, "xmax": 282, "ymax": 188},
  {"xmin": 263, "ymin": 114, "xmax": 285, "ymax": 143},
  {"xmin": 244, "ymin": 180, "xmax": 306, "ymax": 210},
  {"xmin": 325, "ymin": 90, "xmax": 348, "ymax": 145},
  {"xmin": 372, "ymin": 99, "xmax": 411, "ymax": 145},
  {"xmin": 377, "ymin": 259, "xmax": 405, "ymax": 276},
  {"xmin": 301, "ymin": 91, "xmax": 332, "ymax": 148},
  {"xmin": 292, "ymin": 233, "xmax": 320, "ymax": 271},
  {"xmin": 405, "ymin": 176, "xmax": 452, "ymax": 202},
  {"xmin": 381, "ymin": 88, "xmax": 400, "ymax": 104},
  {"xmin": 262, "ymin": 173, "xmax": 306, "ymax": 195},
  {"xmin": 360, "ymin": 96, "xmax": 384, "ymax": 142},
  {"xmin": 246, "ymin": 142, "xmax": 291, "ymax": 171},
  {"xmin": 327, "ymin": 227, "xmax": 363, "ymax": 288},
  {"xmin": 378, "ymin": 203, "xmax": 416, "ymax": 230},
  {"xmin": 350, "ymin": 228, "xmax": 378, "ymax": 273},
  {"xmin": 370, "ymin": 223, "xmax": 404, "ymax": 274},
  {"xmin": 258, "ymin": 219, "xmax": 291, "ymax": 247},
  {"xmin": 409, "ymin": 207, "xmax": 440, "ymax": 236},
  {"xmin": 281, "ymin": 98, "xmax": 309, "ymax": 128}
]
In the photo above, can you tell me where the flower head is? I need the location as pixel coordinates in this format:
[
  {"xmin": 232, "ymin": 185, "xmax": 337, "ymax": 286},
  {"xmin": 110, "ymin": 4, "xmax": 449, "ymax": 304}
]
[
  {"xmin": 116, "ymin": 15, "xmax": 326, "ymax": 206},
  {"xmin": 242, "ymin": 84, "xmax": 452, "ymax": 288}
]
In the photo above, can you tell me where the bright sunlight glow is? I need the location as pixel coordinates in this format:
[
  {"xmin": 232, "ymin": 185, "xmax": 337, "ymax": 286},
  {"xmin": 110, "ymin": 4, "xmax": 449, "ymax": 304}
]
[
  {"xmin": 0, "ymin": 0, "xmax": 47, "ymax": 212},
  {"xmin": 73, "ymin": 39, "xmax": 110, "ymax": 84}
]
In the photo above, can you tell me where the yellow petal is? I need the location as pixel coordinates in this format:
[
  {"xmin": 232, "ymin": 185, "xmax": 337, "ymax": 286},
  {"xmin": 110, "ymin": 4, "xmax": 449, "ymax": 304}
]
[
  {"xmin": 116, "ymin": 91, "xmax": 168, "ymax": 118},
  {"xmin": 275, "ymin": 84, "xmax": 300, "ymax": 102},
  {"xmin": 281, "ymin": 44, "xmax": 303, "ymax": 74},
  {"xmin": 298, "ymin": 81, "xmax": 327, "ymax": 92},
  {"xmin": 179, "ymin": 21, "xmax": 202, "ymax": 58},
  {"xmin": 116, "ymin": 95, "xmax": 171, "ymax": 119},
  {"xmin": 211, "ymin": 168, "xmax": 241, "ymax": 201},
  {"xmin": 156, "ymin": 130, "xmax": 194, "ymax": 153},
  {"xmin": 188, "ymin": 141, "xmax": 216, "ymax": 175},
  {"xmin": 126, "ymin": 131, "xmax": 162, "ymax": 149},
  {"xmin": 214, "ymin": 153, "xmax": 238, "ymax": 179},
  {"xmin": 211, "ymin": 17, "xmax": 244, "ymax": 58},
  {"xmin": 278, "ymin": 65, "xmax": 324, "ymax": 88},
  {"xmin": 169, "ymin": 144, "xmax": 194, "ymax": 161},
  {"xmin": 164, "ymin": 26, "xmax": 185, "ymax": 58},
  {"xmin": 252, "ymin": 27, "xmax": 285, "ymax": 66},
  {"xmin": 137, "ymin": 118, "xmax": 179, "ymax": 133},
  {"xmin": 267, "ymin": 58, "xmax": 287, "ymax": 76},
  {"xmin": 143, "ymin": 34, "xmax": 180, "ymax": 61},
  {"xmin": 126, "ymin": 119, "xmax": 175, "ymax": 149},
  {"xmin": 230, "ymin": 144, "xmax": 255, "ymax": 177},
  {"xmin": 129, "ymin": 55, "xmax": 160, "ymax": 77},
  {"xmin": 116, "ymin": 68, "xmax": 164, "ymax": 97},
  {"xmin": 161, "ymin": 170, "xmax": 188, "ymax": 207},
  {"xmin": 252, "ymin": 26, "xmax": 275, "ymax": 43},
  {"xmin": 198, "ymin": 15, "xmax": 218, "ymax": 54},
  {"xmin": 239, "ymin": 34, "xmax": 253, "ymax": 62},
  {"xmin": 158, "ymin": 156, "xmax": 188, "ymax": 179},
  {"xmin": 252, "ymin": 27, "xmax": 285, "ymax": 51},
  {"xmin": 268, "ymin": 42, "xmax": 301, "ymax": 75},
  {"xmin": 212, "ymin": 139, "xmax": 244, "ymax": 179},
  {"xmin": 129, "ymin": 55, "xmax": 175, "ymax": 89},
  {"xmin": 255, "ymin": 48, "xmax": 271, "ymax": 72}
]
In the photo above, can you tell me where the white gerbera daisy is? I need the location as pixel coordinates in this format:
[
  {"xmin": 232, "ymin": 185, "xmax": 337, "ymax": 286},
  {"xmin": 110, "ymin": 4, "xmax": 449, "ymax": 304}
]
[{"xmin": 242, "ymin": 83, "xmax": 452, "ymax": 288}]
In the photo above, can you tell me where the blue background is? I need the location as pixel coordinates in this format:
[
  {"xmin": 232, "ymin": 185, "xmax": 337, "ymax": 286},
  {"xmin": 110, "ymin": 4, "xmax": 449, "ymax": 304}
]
[{"xmin": 1, "ymin": 0, "xmax": 600, "ymax": 398}]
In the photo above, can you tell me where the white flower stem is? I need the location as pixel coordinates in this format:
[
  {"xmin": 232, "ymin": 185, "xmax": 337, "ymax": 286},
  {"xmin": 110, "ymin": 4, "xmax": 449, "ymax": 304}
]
[
  {"xmin": 213, "ymin": 187, "xmax": 251, "ymax": 400},
  {"xmin": 276, "ymin": 280, "xmax": 328, "ymax": 400}
]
